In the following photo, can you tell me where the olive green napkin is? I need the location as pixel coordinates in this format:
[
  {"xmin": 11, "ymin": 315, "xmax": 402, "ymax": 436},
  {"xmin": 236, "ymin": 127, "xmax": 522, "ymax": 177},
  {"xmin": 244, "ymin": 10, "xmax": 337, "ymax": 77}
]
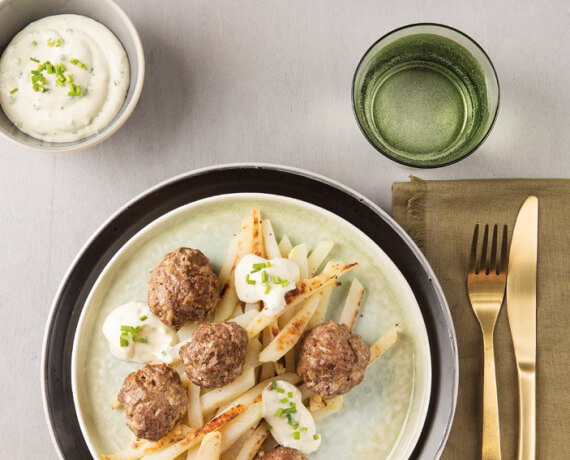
[{"xmin": 392, "ymin": 177, "xmax": 570, "ymax": 460}]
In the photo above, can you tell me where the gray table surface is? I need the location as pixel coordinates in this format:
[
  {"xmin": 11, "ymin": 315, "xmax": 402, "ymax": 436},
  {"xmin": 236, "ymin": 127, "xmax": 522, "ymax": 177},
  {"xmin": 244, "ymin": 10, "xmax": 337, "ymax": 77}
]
[{"xmin": 1, "ymin": 0, "xmax": 568, "ymax": 458}]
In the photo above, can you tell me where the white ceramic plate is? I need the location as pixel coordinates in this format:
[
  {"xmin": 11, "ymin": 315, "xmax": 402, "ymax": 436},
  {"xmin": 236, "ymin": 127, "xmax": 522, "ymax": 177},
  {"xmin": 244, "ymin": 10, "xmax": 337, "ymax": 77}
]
[{"xmin": 72, "ymin": 192, "xmax": 431, "ymax": 459}]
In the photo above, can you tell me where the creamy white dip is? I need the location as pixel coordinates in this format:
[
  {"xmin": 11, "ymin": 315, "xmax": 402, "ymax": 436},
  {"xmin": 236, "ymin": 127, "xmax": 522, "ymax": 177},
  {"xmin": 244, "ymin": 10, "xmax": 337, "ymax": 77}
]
[
  {"xmin": 0, "ymin": 14, "xmax": 129, "ymax": 142},
  {"xmin": 262, "ymin": 380, "xmax": 321, "ymax": 454},
  {"xmin": 235, "ymin": 254, "xmax": 300, "ymax": 316},
  {"xmin": 102, "ymin": 302, "xmax": 177, "ymax": 364}
]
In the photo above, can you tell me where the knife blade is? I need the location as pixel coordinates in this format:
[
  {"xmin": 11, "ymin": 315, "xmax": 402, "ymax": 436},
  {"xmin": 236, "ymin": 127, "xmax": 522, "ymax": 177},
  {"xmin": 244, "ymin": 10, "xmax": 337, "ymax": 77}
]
[{"xmin": 507, "ymin": 195, "xmax": 538, "ymax": 460}]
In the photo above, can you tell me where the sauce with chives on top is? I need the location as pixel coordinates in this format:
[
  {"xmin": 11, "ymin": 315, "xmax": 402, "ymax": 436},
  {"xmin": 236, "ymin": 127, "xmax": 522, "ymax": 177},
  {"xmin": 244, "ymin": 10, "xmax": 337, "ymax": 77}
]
[
  {"xmin": 235, "ymin": 254, "xmax": 300, "ymax": 316},
  {"xmin": 0, "ymin": 14, "xmax": 129, "ymax": 142},
  {"xmin": 102, "ymin": 302, "xmax": 177, "ymax": 364},
  {"xmin": 262, "ymin": 380, "xmax": 321, "ymax": 454}
]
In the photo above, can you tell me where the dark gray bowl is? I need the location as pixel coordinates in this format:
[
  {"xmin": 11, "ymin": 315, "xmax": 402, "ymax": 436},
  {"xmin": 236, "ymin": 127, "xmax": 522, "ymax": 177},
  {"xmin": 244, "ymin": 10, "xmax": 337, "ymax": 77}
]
[
  {"xmin": 0, "ymin": 0, "xmax": 144, "ymax": 152},
  {"xmin": 42, "ymin": 164, "xmax": 458, "ymax": 459}
]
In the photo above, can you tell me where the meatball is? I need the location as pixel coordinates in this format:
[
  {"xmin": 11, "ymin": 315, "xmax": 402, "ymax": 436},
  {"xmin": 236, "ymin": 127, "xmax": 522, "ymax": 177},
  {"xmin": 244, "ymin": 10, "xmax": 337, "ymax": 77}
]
[
  {"xmin": 179, "ymin": 321, "xmax": 248, "ymax": 388},
  {"xmin": 148, "ymin": 247, "xmax": 220, "ymax": 328},
  {"xmin": 118, "ymin": 363, "xmax": 187, "ymax": 441},
  {"xmin": 255, "ymin": 446, "xmax": 308, "ymax": 460},
  {"xmin": 297, "ymin": 319, "xmax": 370, "ymax": 398}
]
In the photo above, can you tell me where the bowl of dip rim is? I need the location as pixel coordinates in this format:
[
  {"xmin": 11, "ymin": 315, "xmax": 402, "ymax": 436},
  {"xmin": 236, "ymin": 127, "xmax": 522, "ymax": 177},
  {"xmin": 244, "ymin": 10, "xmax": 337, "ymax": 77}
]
[{"xmin": 0, "ymin": 0, "xmax": 145, "ymax": 152}]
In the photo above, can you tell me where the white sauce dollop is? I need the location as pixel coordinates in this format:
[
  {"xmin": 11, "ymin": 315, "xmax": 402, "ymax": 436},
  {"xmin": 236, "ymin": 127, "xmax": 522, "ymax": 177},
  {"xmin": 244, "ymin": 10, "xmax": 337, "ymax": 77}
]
[
  {"xmin": 0, "ymin": 14, "xmax": 129, "ymax": 142},
  {"xmin": 235, "ymin": 254, "xmax": 300, "ymax": 316},
  {"xmin": 102, "ymin": 302, "xmax": 177, "ymax": 364},
  {"xmin": 262, "ymin": 380, "xmax": 321, "ymax": 455}
]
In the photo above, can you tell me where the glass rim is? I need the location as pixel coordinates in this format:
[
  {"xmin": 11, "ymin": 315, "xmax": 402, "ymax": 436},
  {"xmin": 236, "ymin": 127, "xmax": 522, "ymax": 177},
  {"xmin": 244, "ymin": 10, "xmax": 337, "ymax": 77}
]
[{"xmin": 351, "ymin": 22, "xmax": 501, "ymax": 169}]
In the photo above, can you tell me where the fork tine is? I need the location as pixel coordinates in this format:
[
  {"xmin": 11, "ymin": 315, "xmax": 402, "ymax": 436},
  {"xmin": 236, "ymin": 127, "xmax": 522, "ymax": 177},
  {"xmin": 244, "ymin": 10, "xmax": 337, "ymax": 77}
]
[
  {"xmin": 500, "ymin": 225, "xmax": 508, "ymax": 274},
  {"xmin": 479, "ymin": 224, "xmax": 489, "ymax": 274},
  {"xmin": 469, "ymin": 224, "xmax": 479, "ymax": 273},
  {"xmin": 490, "ymin": 224, "xmax": 498, "ymax": 275}
]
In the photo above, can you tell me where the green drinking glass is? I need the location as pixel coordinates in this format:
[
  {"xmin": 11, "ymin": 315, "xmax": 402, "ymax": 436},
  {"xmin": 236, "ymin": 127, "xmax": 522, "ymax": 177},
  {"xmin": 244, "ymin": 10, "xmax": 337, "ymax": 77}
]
[{"xmin": 352, "ymin": 23, "xmax": 499, "ymax": 168}]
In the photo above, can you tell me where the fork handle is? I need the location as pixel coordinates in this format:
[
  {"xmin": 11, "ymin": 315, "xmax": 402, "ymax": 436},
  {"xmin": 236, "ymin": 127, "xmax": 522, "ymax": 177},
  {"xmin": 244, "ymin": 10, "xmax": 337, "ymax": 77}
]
[{"xmin": 482, "ymin": 330, "xmax": 502, "ymax": 460}]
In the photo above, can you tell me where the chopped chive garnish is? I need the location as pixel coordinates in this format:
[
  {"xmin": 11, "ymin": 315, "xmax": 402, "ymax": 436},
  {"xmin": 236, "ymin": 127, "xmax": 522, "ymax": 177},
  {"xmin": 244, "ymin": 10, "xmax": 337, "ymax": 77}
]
[
  {"xmin": 272, "ymin": 276, "xmax": 282, "ymax": 284},
  {"xmin": 57, "ymin": 63, "xmax": 66, "ymax": 73},
  {"xmin": 301, "ymin": 427, "xmax": 308, "ymax": 432},
  {"xmin": 293, "ymin": 431, "xmax": 300, "ymax": 440},
  {"xmin": 74, "ymin": 85, "xmax": 81, "ymax": 96},
  {"xmin": 139, "ymin": 315, "xmax": 148, "ymax": 321},
  {"xmin": 290, "ymin": 402, "xmax": 296, "ymax": 408},
  {"xmin": 261, "ymin": 271, "xmax": 268, "ymax": 283},
  {"xmin": 32, "ymin": 40, "xmax": 37, "ymax": 46},
  {"xmin": 280, "ymin": 397, "xmax": 289, "ymax": 403},
  {"xmin": 30, "ymin": 57, "xmax": 39, "ymax": 63},
  {"xmin": 313, "ymin": 434, "xmax": 320, "ymax": 440},
  {"xmin": 283, "ymin": 407, "xmax": 297, "ymax": 414},
  {"xmin": 264, "ymin": 284, "xmax": 271, "ymax": 294},
  {"xmin": 119, "ymin": 333, "xmax": 129, "ymax": 347},
  {"xmin": 246, "ymin": 274, "xmax": 256, "ymax": 285},
  {"xmin": 267, "ymin": 261, "xmax": 271, "ymax": 267},
  {"xmin": 9, "ymin": 88, "xmax": 18, "ymax": 94},
  {"xmin": 252, "ymin": 262, "xmax": 267, "ymax": 269},
  {"xmin": 293, "ymin": 422, "xmax": 299, "ymax": 430},
  {"xmin": 275, "ymin": 408, "xmax": 284, "ymax": 417},
  {"xmin": 265, "ymin": 423, "xmax": 272, "ymax": 430},
  {"xmin": 70, "ymin": 58, "xmax": 87, "ymax": 70},
  {"xmin": 46, "ymin": 63, "xmax": 54, "ymax": 74},
  {"xmin": 288, "ymin": 392, "xmax": 293, "ymax": 398},
  {"xmin": 47, "ymin": 38, "xmax": 55, "ymax": 47},
  {"xmin": 281, "ymin": 280, "xmax": 289, "ymax": 287},
  {"xmin": 56, "ymin": 38, "xmax": 62, "ymax": 47},
  {"xmin": 271, "ymin": 381, "xmax": 277, "ymax": 389},
  {"xmin": 276, "ymin": 387, "xmax": 285, "ymax": 393},
  {"xmin": 66, "ymin": 73, "xmax": 72, "ymax": 82},
  {"xmin": 287, "ymin": 414, "xmax": 293, "ymax": 424},
  {"xmin": 55, "ymin": 79, "xmax": 64, "ymax": 87},
  {"xmin": 120, "ymin": 325, "xmax": 145, "ymax": 343}
]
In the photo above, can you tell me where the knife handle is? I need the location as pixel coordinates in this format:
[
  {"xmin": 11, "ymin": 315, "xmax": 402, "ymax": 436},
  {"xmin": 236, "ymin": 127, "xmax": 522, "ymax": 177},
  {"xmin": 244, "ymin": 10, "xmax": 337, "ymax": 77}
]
[
  {"xmin": 482, "ymin": 330, "xmax": 502, "ymax": 460},
  {"xmin": 518, "ymin": 365, "xmax": 536, "ymax": 460}
]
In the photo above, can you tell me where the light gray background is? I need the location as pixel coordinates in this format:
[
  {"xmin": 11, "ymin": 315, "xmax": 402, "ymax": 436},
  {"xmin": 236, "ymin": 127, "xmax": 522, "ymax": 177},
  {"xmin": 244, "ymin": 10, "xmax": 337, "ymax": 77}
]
[{"xmin": 0, "ymin": 0, "xmax": 568, "ymax": 458}]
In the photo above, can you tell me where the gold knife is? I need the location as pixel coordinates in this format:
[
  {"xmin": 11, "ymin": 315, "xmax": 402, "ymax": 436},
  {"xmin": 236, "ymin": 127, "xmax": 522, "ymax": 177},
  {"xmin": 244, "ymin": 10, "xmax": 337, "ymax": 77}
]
[{"xmin": 506, "ymin": 196, "xmax": 538, "ymax": 460}]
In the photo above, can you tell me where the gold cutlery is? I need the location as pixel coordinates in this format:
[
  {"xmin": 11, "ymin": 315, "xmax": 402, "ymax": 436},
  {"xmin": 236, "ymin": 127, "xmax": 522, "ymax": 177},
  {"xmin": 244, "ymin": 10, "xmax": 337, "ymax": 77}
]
[
  {"xmin": 468, "ymin": 223, "xmax": 509, "ymax": 460},
  {"xmin": 507, "ymin": 196, "xmax": 538, "ymax": 460}
]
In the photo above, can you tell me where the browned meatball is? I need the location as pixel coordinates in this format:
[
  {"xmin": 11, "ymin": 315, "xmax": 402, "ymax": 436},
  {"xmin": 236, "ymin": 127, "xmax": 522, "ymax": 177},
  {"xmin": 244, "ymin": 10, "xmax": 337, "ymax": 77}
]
[
  {"xmin": 118, "ymin": 363, "xmax": 187, "ymax": 441},
  {"xmin": 297, "ymin": 319, "xmax": 370, "ymax": 398},
  {"xmin": 255, "ymin": 446, "xmax": 308, "ymax": 460},
  {"xmin": 179, "ymin": 321, "xmax": 248, "ymax": 388},
  {"xmin": 148, "ymin": 247, "xmax": 220, "ymax": 328}
]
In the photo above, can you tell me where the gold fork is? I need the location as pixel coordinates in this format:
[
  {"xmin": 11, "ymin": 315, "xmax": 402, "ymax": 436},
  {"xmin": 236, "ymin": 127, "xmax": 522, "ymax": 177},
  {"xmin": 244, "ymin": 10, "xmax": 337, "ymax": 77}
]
[{"xmin": 468, "ymin": 223, "xmax": 508, "ymax": 460}]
